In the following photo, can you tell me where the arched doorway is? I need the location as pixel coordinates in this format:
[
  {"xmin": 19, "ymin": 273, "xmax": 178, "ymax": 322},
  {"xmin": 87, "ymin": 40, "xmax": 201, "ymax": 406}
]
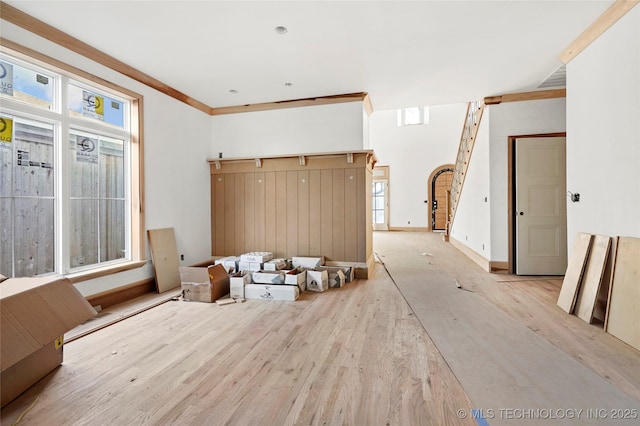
[{"xmin": 428, "ymin": 165, "xmax": 454, "ymax": 231}]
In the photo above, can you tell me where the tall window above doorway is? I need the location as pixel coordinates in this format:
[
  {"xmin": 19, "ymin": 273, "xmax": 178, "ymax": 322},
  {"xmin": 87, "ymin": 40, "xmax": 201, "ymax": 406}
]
[{"xmin": 397, "ymin": 106, "xmax": 429, "ymax": 126}]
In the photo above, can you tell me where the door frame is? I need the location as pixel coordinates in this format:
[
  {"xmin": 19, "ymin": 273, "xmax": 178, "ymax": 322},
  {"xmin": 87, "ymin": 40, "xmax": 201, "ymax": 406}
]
[
  {"xmin": 508, "ymin": 132, "xmax": 566, "ymax": 274},
  {"xmin": 427, "ymin": 164, "xmax": 454, "ymax": 232}
]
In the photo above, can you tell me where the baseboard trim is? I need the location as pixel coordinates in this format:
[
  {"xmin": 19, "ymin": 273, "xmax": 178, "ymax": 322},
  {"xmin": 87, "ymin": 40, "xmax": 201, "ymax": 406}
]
[
  {"xmin": 490, "ymin": 261, "xmax": 510, "ymax": 274},
  {"xmin": 86, "ymin": 278, "xmax": 156, "ymax": 310},
  {"xmin": 449, "ymin": 237, "xmax": 490, "ymax": 272},
  {"xmin": 387, "ymin": 227, "xmax": 429, "ymax": 232}
]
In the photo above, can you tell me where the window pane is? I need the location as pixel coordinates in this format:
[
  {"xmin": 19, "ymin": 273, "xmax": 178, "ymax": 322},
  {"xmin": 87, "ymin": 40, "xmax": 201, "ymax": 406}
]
[
  {"xmin": 68, "ymin": 83, "xmax": 126, "ymax": 128},
  {"xmin": 0, "ymin": 198, "xmax": 12, "ymax": 276},
  {"xmin": 70, "ymin": 131, "xmax": 99, "ymax": 198},
  {"xmin": 70, "ymin": 199, "xmax": 98, "ymax": 268},
  {"xmin": 0, "ymin": 59, "xmax": 55, "ymax": 111},
  {"xmin": 13, "ymin": 198, "xmax": 54, "ymax": 276},
  {"xmin": 375, "ymin": 196, "xmax": 385, "ymax": 210},
  {"xmin": 404, "ymin": 107, "xmax": 422, "ymax": 125},
  {"xmin": 373, "ymin": 182, "xmax": 384, "ymax": 195},
  {"xmin": 374, "ymin": 210, "xmax": 385, "ymax": 224},
  {"xmin": 69, "ymin": 130, "xmax": 126, "ymax": 270},
  {"xmin": 0, "ymin": 120, "xmax": 12, "ymax": 196},
  {"xmin": 100, "ymin": 199, "xmax": 125, "ymax": 262},
  {"xmin": 0, "ymin": 116, "xmax": 55, "ymax": 277},
  {"xmin": 12, "ymin": 119, "xmax": 55, "ymax": 197},
  {"xmin": 100, "ymin": 137, "xmax": 125, "ymax": 198}
]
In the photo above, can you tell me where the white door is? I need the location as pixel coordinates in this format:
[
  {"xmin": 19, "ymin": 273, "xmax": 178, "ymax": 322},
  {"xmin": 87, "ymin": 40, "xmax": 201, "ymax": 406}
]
[
  {"xmin": 372, "ymin": 179, "xmax": 389, "ymax": 231},
  {"xmin": 516, "ymin": 137, "xmax": 567, "ymax": 275}
]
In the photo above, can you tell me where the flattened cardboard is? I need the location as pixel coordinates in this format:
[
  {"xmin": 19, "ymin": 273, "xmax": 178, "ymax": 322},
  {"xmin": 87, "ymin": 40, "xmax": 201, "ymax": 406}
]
[
  {"xmin": 1, "ymin": 276, "xmax": 96, "ymax": 371},
  {"xmin": 148, "ymin": 228, "xmax": 181, "ymax": 293}
]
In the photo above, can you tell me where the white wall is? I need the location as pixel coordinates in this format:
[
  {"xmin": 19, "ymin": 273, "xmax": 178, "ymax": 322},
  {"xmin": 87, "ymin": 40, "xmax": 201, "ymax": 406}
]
[
  {"xmin": 210, "ymin": 102, "xmax": 364, "ymax": 158},
  {"xmin": 566, "ymin": 7, "xmax": 640, "ymax": 246},
  {"xmin": 487, "ymin": 98, "xmax": 566, "ymax": 261},
  {"xmin": 1, "ymin": 22, "xmax": 214, "ymax": 297},
  {"xmin": 369, "ymin": 103, "xmax": 467, "ymax": 228}
]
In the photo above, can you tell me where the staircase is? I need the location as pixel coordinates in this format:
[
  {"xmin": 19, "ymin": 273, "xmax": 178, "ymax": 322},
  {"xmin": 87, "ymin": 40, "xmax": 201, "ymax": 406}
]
[{"xmin": 446, "ymin": 101, "xmax": 485, "ymax": 237}]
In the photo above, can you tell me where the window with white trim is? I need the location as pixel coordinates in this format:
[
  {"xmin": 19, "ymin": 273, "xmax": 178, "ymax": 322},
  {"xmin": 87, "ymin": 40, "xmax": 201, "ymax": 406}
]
[{"xmin": 0, "ymin": 49, "xmax": 141, "ymax": 278}]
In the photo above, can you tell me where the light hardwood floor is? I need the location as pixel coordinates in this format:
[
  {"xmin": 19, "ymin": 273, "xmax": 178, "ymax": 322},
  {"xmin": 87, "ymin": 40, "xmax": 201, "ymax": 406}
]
[
  {"xmin": 2, "ymin": 231, "xmax": 639, "ymax": 425},
  {"xmin": 0, "ymin": 251, "xmax": 475, "ymax": 425},
  {"xmin": 375, "ymin": 232, "xmax": 640, "ymax": 425}
]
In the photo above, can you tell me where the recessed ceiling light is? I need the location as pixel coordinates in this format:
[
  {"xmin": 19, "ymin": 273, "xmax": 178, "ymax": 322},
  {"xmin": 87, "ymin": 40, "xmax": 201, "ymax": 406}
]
[
  {"xmin": 285, "ymin": 82, "xmax": 293, "ymax": 87},
  {"xmin": 229, "ymin": 89, "xmax": 239, "ymax": 94},
  {"xmin": 275, "ymin": 26, "xmax": 288, "ymax": 35}
]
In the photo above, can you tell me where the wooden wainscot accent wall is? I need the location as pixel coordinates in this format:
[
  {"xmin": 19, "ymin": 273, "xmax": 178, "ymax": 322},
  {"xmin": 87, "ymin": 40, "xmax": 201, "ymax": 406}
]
[{"xmin": 208, "ymin": 151, "xmax": 377, "ymax": 278}]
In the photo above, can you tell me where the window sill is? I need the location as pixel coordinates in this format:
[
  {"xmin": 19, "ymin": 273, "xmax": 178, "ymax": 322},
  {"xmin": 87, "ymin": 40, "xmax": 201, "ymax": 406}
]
[{"xmin": 67, "ymin": 260, "xmax": 148, "ymax": 284}]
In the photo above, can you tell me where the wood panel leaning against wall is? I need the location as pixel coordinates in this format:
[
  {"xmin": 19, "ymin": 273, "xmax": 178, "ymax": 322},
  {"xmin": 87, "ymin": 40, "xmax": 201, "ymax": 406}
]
[{"xmin": 209, "ymin": 151, "xmax": 377, "ymax": 278}]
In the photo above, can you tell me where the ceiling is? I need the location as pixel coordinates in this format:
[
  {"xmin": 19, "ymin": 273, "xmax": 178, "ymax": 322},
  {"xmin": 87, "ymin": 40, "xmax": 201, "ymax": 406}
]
[{"xmin": 2, "ymin": 1, "xmax": 614, "ymax": 112}]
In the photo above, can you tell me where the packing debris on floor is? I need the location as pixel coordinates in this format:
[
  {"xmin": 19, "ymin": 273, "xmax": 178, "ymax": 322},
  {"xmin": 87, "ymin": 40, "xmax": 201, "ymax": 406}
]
[{"xmin": 179, "ymin": 252, "xmax": 355, "ymax": 303}]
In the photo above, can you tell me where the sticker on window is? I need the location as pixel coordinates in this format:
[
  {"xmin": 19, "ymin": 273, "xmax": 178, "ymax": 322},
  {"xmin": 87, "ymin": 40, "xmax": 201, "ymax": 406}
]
[
  {"xmin": 82, "ymin": 90, "xmax": 104, "ymax": 121},
  {"xmin": 76, "ymin": 135, "xmax": 99, "ymax": 164}
]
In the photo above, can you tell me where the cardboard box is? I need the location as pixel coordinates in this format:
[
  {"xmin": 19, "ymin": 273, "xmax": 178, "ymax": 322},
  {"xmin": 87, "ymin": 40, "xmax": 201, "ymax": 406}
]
[
  {"xmin": 263, "ymin": 258, "xmax": 289, "ymax": 271},
  {"xmin": 292, "ymin": 256, "xmax": 325, "ymax": 269},
  {"xmin": 214, "ymin": 256, "xmax": 240, "ymax": 273},
  {"xmin": 306, "ymin": 269, "xmax": 329, "ymax": 292},
  {"xmin": 1, "ymin": 275, "xmax": 97, "ymax": 407},
  {"xmin": 252, "ymin": 270, "xmax": 286, "ymax": 285},
  {"xmin": 314, "ymin": 266, "xmax": 353, "ymax": 288},
  {"xmin": 317, "ymin": 265, "xmax": 355, "ymax": 283},
  {"xmin": 244, "ymin": 284, "xmax": 299, "ymax": 301},
  {"xmin": 328, "ymin": 269, "xmax": 346, "ymax": 288},
  {"xmin": 284, "ymin": 269, "xmax": 307, "ymax": 292},
  {"xmin": 240, "ymin": 252, "xmax": 273, "ymax": 263},
  {"xmin": 229, "ymin": 272, "xmax": 251, "ymax": 299},
  {"xmin": 179, "ymin": 264, "xmax": 230, "ymax": 303},
  {"xmin": 238, "ymin": 261, "xmax": 263, "ymax": 272}
]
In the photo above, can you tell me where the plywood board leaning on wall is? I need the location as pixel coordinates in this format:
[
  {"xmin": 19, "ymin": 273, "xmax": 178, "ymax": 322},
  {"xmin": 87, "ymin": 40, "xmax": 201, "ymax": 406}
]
[
  {"xmin": 574, "ymin": 235, "xmax": 611, "ymax": 323},
  {"xmin": 557, "ymin": 232, "xmax": 593, "ymax": 313},
  {"xmin": 148, "ymin": 228, "xmax": 181, "ymax": 293},
  {"xmin": 605, "ymin": 236, "xmax": 640, "ymax": 351},
  {"xmin": 592, "ymin": 236, "xmax": 618, "ymax": 324}
]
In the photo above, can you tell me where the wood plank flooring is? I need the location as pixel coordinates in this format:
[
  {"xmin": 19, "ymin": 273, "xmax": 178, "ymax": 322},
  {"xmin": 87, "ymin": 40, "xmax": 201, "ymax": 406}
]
[
  {"xmin": 1, "ymin": 256, "xmax": 475, "ymax": 425},
  {"xmin": 375, "ymin": 231, "xmax": 640, "ymax": 425},
  {"xmin": 2, "ymin": 231, "xmax": 639, "ymax": 425}
]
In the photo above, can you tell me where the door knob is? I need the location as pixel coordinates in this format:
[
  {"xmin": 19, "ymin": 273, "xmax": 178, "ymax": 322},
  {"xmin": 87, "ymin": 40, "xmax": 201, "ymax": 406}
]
[{"xmin": 518, "ymin": 212, "xmax": 524, "ymax": 216}]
